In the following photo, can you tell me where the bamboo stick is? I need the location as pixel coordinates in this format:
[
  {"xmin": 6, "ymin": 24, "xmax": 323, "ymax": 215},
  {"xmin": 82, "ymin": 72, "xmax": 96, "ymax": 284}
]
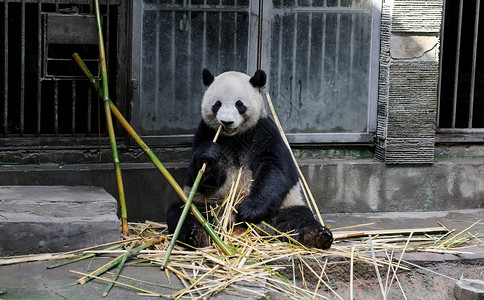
[
  {"xmin": 77, "ymin": 238, "xmax": 160, "ymax": 285},
  {"xmin": 264, "ymin": 92, "xmax": 325, "ymax": 226},
  {"xmin": 103, "ymin": 241, "xmax": 137, "ymax": 297},
  {"xmin": 162, "ymin": 125, "xmax": 223, "ymax": 268},
  {"xmin": 71, "ymin": 270, "xmax": 168, "ymax": 297},
  {"xmin": 93, "ymin": 0, "xmax": 128, "ymax": 236},
  {"xmin": 71, "ymin": 54, "xmax": 233, "ymax": 257}
]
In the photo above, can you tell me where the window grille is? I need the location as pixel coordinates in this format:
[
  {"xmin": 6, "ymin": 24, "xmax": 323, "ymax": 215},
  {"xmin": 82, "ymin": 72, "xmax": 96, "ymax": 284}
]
[
  {"xmin": 0, "ymin": 0, "xmax": 121, "ymax": 148},
  {"xmin": 131, "ymin": 0, "xmax": 381, "ymax": 145},
  {"xmin": 437, "ymin": 0, "xmax": 483, "ymax": 142}
]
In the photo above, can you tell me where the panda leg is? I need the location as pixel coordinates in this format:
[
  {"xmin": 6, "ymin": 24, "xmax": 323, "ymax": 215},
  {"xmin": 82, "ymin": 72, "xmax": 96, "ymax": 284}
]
[
  {"xmin": 166, "ymin": 201, "xmax": 210, "ymax": 249},
  {"xmin": 270, "ymin": 206, "xmax": 333, "ymax": 249}
]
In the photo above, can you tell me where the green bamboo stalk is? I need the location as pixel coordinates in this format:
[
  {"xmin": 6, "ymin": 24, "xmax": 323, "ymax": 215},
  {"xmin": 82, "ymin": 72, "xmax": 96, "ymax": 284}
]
[
  {"xmin": 94, "ymin": 0, "xmax": 128, "ymax": 235},
  {"xmin": 162, "ymin": 126, "xmax": 222, "ymax": 268},
  {"xmin": 77, "ymin": 239, "xmax": 160, "ymax": 285},
  {"xmin": 72, "ymin": 54, "xmax": 233, "ymax": 257},
  {"xmin": 103, "ymin": 241, "xmax": 136, "ymax": 297},
  {"xmin": 47, "ymin": 244, "xmax": 124, "ymax": 269}
]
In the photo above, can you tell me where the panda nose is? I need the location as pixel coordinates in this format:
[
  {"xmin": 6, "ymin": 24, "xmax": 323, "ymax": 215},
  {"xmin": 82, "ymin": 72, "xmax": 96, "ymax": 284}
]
[{"xmin": 221, "ymin": 120, "xmax": 234, "ymax": 126}]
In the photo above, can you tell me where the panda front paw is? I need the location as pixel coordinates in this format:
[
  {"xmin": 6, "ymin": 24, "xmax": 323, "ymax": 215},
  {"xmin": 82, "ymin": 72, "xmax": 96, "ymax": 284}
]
[
  {"xmin": 195, "ymin": 142, "xmax": 221, "ymax": 169},
  {"xmin": 237, "ymin": 198, "xmax": 268, "ymax": 224},
  {"xmin": 299, "ymin": 226, "xmax": 333, "ymax": 250}
]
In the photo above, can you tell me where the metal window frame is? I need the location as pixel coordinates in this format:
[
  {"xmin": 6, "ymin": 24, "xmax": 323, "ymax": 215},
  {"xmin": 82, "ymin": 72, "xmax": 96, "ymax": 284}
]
[
  {"xmin": 129, "ymin": 0, "xmax": 381, "ymax": 146},
  {"xmin": 436, "ymin": 0, "xmax": 484, "ymax": 143},
  {"xmin": 1, "ymin": 0, "xmax": 124, "ymax": 146}
]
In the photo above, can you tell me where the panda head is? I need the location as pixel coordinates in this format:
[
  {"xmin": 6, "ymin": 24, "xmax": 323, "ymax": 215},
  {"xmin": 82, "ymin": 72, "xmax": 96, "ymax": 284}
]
[{"xmin": 201, "ymin": 69, "xmax": 267, "ymax": 136}]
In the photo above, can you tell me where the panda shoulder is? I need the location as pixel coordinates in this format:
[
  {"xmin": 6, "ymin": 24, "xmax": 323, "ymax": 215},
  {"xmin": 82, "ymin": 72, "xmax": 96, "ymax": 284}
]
[{"xmin": 193, "ymin": 120, "xmax": 218, "ymax": 145}]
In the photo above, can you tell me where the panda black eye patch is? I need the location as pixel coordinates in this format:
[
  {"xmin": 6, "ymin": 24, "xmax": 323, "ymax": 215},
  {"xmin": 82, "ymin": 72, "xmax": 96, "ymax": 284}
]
[
  {"xmin": 235, "ymin": 100, "xmax": 247, "ymax": 114},
  {"xmin": 212, "ymin": 100, "xmax": 222, "ymax": 113}
]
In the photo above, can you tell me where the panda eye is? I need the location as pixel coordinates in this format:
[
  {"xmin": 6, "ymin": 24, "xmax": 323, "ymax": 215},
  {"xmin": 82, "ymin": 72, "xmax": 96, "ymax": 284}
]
[
  {"xmin": 212, "ymin": 100, "xmax": 222, "ymax": 113},
  {"xmin": 235, "ymin": 100, "xmax": 247, "ymax": 114}
]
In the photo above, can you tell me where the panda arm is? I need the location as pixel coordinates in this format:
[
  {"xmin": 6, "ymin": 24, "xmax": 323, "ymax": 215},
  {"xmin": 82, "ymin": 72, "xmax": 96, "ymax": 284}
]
[
  {"xmin": 184, "ymin": 121, "xmax": 227, "ymax": 194},
  {"xmin": 237, "ymin": 119, "xmax": 299, "ymax": 224}
]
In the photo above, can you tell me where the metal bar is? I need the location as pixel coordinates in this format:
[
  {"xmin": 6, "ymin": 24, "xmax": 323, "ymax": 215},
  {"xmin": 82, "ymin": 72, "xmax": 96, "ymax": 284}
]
[
  {"xmin": 257, "ymin": 0, "xmax": 263, "ymax": 69},
  {"xmin": 437, "ymin": 128, "xmax": 484, "ymax": 134},
  {"xmin": 319, "ymin": 11, "xmax": 326, "ymax": 98},
  {"xmin": 202, "ymin": 0, "xmax": 207, "ymax": 67},
  {"xmin": 349, "ymin": 0, "xmax": 356, "ymax": 82},
  {"xmin": 335, "ymin": 0, "xmax": 341, "ymax": 79},
  {"xmin": 71, "ymin": 81, "xmax": 76, "ymax": 135},
  {"xmin": 217, "ymin": 10, "xmax": 222, "ymax": 70},
  {"xmin": 451, "ymin": 0, "xmax": 463, "ymax": 128},
  {"xmin": 20, "ymin": 0, "xmax": 25, "ymax": 135},
  {"xmin": 37, "ymin": 0, "xmax": 42, "ymax": 135},
  {"xmin": 155, "ymin": 9, "xmax": 160, "ymax": 108},
  {"xmin": 276, "ymin": 14, "xmax": 283, "ymax": 98},
  {"xmin": 170, "ymin": 4, "xmax": 175, "ymax": 108},
  {"xmin": 87, "ymin": 85, "xmax": 92, "ymax": 135},
  {"xmin": 306, "ymin": 5, "xmax": 312, "ymax": 92},
  {"xmin": 468, "ymin": 0, "xmax": 480, "ymax": 128},
  {"xmin": 54, "ymin": 80, "xmax": 58, "ymax": 136},
  {"xmin": 42, "ymin": 13, "xmax": 47, "ymax": 78},
  {"xmin": 144, "ymin": 4, "xmax": 248, "ymax": 13},
  {"xmin": 233, "ymin": 6, "xmax": 238, "ymax": 69},
  {"xmin": 436, "ymin": 0, "xmax": 447, "ymax": 129},
  {"xmin": 186, "ymin": 10, "xmax": 193, "ymax": 113},
  {"xmin": 106, "ymin": 0, "xmax": 110, "ymax": 82},
  {"xmin": 273, "ymin": 7, "xmax": 369, "ymax": 14},
  {"xmin": 3, "ymin": 0, "xmax": 8, "ymax": 137},
  {"xmin": 291, "ymin": 1, "xmax": 298, "ymax": 116}
]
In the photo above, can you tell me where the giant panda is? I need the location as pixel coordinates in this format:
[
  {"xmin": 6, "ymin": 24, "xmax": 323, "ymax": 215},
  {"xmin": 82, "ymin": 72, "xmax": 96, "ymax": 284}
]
[{"xmin": 167, "ymin": 69, "xmax": 333, "ymax": 249}]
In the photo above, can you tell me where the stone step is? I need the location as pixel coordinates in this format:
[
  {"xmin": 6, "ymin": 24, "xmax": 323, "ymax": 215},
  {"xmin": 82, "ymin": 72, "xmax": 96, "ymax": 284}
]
[{"xmin": 0, "ymin": 186, "xmax": 120, "ymax": 256}]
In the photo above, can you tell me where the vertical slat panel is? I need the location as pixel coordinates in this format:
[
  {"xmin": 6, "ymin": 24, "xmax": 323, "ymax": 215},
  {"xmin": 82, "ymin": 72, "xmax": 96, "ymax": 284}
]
[
  {"xmin": 319, "ymin": 11, "xmax": 326, "ymax": 97},
  {"xmin": 87, "ymin": 86, "xmax": 92, "ymax": 135},
  {"xmin": 37, "ymin": 0, "xmax": 42, "ymax": 135},
  {"xmin": 20, "ymin": 0, "xmax": 25, "ymax": 135},
  {"xmin": 468, "ymin": 0, "xmax": 481, "ymax": 128},
  {"xmin": 306, "ymin": 7, "xmax": 312, "ymax": 91},
  {"xmin": 170, "ymin": 6, "xmax": 175, "ymax": 111},
  {"xmin": 276, "ymin": 15, "xmax": 283, "ymax": 97},
  {"xmin": 3, "ymin": 0, "xmax": 8, "ymax": 137},
  {"xmin": 71, "ymin": 81, "xmax": 76, "ymax": 135},
  {"xmin": 154, "ymin": 9, "xmax": 160, "ymax": 111},
  {"xmin": 436, "ymin": 0, "xmax": 446, "ymax": 129},
  {"xmin": 54, "ymin": 81, "xmax": 58, "ymax": 136},
  {"xmin": 451, "ymin": 0, "xmax": 463, "ymax": 128},
  {"xmin": 291, "ymin": 4, "xmax": 298, "ymax": 107},
  {"xmin": 233, "ymin": 3, "xmax": 238, "ymax": 69},
  {"xmin": 217, "ymin": 10, "xmax": 222, "ymax": 70}
]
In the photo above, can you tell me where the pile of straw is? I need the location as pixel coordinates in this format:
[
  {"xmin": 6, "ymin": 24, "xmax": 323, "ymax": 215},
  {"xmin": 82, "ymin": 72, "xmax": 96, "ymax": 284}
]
[{"xmin": 1, "ymin": 215, "xmax": 480, "ymax": 299}]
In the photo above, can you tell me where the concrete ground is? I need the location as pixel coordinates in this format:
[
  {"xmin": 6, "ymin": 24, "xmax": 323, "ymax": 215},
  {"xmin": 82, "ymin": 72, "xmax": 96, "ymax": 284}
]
[{"xmin": 1, "ymin": 209, "xmax": 483, "ymax": 299}]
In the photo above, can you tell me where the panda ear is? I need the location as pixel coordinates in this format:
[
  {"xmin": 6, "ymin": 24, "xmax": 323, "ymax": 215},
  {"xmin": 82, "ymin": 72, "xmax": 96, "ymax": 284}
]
[
  {"xmin": 202, "ymin": 69, "xmax": 215, "ymax": 86},
  {"xmin": 249, "ymin": 70, "xmax": 267, "ymax": 88}
]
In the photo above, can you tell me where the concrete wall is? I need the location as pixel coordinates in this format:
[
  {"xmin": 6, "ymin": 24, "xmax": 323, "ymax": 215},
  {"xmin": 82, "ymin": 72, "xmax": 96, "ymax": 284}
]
[{"xmin": 1, "ymin": 157, "xmax": 482, "ymax": 222}]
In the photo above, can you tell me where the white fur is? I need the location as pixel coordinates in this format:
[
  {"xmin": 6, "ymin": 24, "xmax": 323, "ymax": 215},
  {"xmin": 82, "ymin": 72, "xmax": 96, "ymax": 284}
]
[{"xmin": 201, "ymin": 71, "xmax": 266, "ymax": 135}]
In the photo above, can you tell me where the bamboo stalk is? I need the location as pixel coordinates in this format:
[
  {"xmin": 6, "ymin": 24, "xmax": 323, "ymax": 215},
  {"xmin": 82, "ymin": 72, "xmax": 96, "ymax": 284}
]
[
  {"xmin": 103, "ymin": 241, "xmax": 137, "ymax": 297},
  {"xmin": 369, "ymin": 235, "xmax": 386, "ymax": 299},
  {"xmin": 77, "ymin": 238, "xmax": 160, "ymax": 285},
  {"xmin": 72, "ymin": 54, "xmax": 233, "ymax": 257},
  {"xmin": 264, "ymin": 92, "xmax": 324, "ymax": 226},
  {"xmin": 94, "ymin": 0, "xmax": 128, "ymax": 236},
  {"xmin": 162, "ymin": 125, "xmax": 223, "ymax": 268},
  {"xmin": 71, "ymin": 270, "xmax": 168, "ymax": 297}
]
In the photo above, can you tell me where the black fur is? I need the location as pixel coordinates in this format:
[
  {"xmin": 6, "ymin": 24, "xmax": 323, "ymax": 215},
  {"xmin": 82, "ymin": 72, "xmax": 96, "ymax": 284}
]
[
  {"xmin": 166, "ymin": 70, "xmax": 333, "ymax": 250},
  {"xmin": 203, "ymin": 68, "xmax": 215, "ymax": 86},
  {"xmin": 184, "ymin": 117, "xmax": 298, "ymax": 223},
  {"xmin": 249, "ymin": 70, "xmax": 267, "ymax": 88}
]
